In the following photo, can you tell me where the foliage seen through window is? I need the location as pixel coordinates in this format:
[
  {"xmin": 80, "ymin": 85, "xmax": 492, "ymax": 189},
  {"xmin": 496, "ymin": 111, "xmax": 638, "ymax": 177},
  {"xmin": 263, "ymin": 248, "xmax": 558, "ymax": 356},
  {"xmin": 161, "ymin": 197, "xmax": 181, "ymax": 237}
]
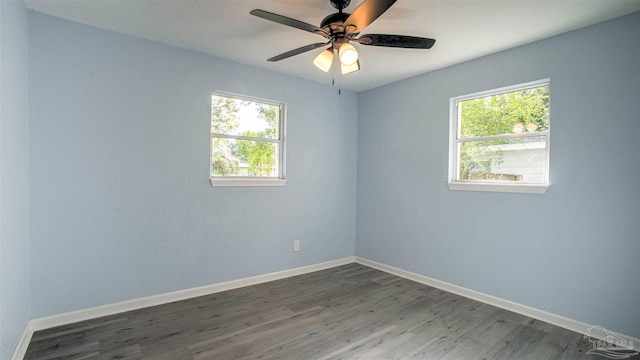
[
  {"xmin": 452, "ymin": 81, "xmax": 550, "ymax": 186},
  {"xmin": 211, "ymin": 94, "xmax": 283, "ymax": 179}
]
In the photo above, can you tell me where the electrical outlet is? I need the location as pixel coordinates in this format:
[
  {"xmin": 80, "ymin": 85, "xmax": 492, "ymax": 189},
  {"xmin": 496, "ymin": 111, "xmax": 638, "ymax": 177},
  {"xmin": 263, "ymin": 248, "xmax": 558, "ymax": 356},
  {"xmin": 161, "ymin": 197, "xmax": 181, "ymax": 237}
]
[{"xmin": 293, "ymin": 240, "xmax": 300, "ymax": 252}]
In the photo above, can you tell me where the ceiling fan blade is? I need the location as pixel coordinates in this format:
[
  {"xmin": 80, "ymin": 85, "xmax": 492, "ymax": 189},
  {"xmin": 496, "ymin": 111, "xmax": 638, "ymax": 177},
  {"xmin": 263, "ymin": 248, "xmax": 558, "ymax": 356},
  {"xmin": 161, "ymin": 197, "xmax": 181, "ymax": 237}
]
[
  {"xmin": 343, "ymin": 0, "xmax": 397, "ymax": 35},
  {"xmin": 267, "ymin": 43, "xmax": 329, "ymax": 62},
  {"xmin": 355, "ymin": 34, "xmax": 436, "ymax": 49},
  {"xmin": 251, "ymin": 9, "xmax": 329, "ymax": 38}
]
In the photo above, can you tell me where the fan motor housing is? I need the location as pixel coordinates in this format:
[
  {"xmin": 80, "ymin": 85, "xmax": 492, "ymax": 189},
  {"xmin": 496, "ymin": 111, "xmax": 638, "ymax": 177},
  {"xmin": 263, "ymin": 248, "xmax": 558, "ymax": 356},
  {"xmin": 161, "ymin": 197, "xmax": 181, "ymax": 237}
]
[{"xmin": 320, "ymin": 12, "xmax": 351, "ymax": 34}]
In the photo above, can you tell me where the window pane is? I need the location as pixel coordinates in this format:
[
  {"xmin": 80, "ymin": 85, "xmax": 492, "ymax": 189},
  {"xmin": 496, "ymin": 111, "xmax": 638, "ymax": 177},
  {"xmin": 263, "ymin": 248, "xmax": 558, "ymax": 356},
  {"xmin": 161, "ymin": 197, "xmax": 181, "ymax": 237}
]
[
  {"xmin": 211, "ymin": 95, "xmax": 279, "ymax": 139},
  {"xmin": 211, "ymin": 137, "xmax": 279, "ymax": 177},
  {"xmin": 459, "ymin": 85, "xmax": 549, "ymax": 139},
  {"xmin": 459, "ymin": 137, "xmax": 546, "ymax": 182}
]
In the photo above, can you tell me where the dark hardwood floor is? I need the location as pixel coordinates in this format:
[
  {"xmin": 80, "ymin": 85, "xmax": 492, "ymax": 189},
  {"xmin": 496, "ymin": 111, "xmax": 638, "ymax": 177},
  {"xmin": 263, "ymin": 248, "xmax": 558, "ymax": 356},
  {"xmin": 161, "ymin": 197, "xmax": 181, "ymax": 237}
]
[{"xmin": 24, "ymin": 263, "xmax": 609, "ymax": 359}]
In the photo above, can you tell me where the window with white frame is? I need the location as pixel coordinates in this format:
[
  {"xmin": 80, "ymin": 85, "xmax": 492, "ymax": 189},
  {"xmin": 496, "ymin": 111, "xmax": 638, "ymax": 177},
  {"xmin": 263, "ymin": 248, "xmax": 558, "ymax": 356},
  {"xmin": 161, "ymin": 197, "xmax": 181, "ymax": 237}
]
[
  {"xmin": 210, "ymin": 92, "xmax": 286, "ymax": 187},
  {"xmin": 448, "ymin": 79, "xmax": 550, "ymax": 194}
]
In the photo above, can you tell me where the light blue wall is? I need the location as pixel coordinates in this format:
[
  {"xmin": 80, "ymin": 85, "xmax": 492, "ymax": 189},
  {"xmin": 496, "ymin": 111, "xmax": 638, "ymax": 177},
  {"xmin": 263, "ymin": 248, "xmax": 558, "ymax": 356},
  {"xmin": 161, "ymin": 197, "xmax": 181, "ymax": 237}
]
[
  {"xmin": 0, "ymin": 0, "xmax": 31, "ymax": 358},
  {"xmin": 356, "ymin": 12, "xmax": 640, "ymax": 338},
  {"xmin": 28, "ymin": 13, "xmax": 357, "ymax": 318}
]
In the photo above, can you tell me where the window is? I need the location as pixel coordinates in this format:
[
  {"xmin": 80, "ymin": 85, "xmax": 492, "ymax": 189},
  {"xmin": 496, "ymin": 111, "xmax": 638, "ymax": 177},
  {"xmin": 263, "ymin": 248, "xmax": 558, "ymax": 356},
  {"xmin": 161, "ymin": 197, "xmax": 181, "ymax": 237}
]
[
  {"xmin": 448, "ymin": 79, "xmax": 550, "ymax": 194},
  {"xmin": 210, "ymin": 92, "xmax": 286, "ymax": 187}
]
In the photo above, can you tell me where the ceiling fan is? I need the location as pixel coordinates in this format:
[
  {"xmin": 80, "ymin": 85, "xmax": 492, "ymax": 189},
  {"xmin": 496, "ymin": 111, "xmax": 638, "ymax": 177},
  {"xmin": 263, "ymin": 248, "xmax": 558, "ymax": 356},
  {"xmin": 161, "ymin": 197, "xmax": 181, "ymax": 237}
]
[{"xmin": 250, "ymin": 0, "xmax": 435, "ymax": 75}]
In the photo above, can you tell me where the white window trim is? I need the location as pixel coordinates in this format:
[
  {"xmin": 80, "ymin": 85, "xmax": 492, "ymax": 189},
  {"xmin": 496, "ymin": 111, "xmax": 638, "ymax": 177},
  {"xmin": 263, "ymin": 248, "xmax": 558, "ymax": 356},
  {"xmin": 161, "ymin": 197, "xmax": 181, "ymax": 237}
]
[
  {"xmin": 210, "ymin": 91, "xmax": 287, "ymax": 187},
  {"xmin": 448, "ymin": 79, "xmax": 550, "ymax": 194},
  {"xmin": 211, "ymin": 177, "xmax": 287, "ymax": 187},
  {"xmin": 447, "ymin": 182, "xmax": 548, "ymax": 194}
]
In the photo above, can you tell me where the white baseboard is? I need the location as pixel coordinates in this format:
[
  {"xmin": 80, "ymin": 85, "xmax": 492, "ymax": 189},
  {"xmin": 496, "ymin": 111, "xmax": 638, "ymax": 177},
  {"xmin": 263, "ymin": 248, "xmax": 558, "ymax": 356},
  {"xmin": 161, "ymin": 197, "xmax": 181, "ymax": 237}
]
[
  {"xmin": 355, "ymin": 256, "xmax": 640, "ymax": 345},
  {"xmin": 11, "ymin": 323, "xmax": 34, "ymax": 360},
  {"xmin": 12, "ymin": 256, "xmax": 355, "ymax": 359},
  {"xmin": 13, "ymin": 255, "xmax": 638, "ymax": 360}
]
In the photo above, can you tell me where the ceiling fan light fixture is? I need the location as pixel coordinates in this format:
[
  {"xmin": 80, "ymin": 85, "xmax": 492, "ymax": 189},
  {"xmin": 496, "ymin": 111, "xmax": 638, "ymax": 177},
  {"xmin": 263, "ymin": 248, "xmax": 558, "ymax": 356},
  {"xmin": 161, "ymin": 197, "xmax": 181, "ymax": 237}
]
[
  {"xmin": 338, "ymin": 42, "xmax": 359, "ymax": 66},
  {"xmin": 341, "ymin": 59, "xmax": 360, "ymax": 74},
  {"xmin": 313, "ymin": 48, "xmax": 334, "ymax": 72}
]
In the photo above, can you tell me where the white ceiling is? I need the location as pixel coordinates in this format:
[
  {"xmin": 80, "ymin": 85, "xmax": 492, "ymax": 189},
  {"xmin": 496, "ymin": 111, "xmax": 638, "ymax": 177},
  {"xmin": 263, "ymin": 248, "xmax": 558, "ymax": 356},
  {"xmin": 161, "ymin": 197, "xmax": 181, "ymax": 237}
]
[{"xmin": 24, "ymin": 0, "xmax": 640, "ymax": 92}]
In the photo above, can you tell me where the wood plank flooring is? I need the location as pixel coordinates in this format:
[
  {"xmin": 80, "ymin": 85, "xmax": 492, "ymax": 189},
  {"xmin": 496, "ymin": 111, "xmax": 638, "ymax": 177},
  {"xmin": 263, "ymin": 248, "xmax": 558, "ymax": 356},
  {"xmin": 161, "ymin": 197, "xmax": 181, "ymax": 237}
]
[{"xmin": 24, "ymin": 263, "xmax": 613, "ymax": 359}]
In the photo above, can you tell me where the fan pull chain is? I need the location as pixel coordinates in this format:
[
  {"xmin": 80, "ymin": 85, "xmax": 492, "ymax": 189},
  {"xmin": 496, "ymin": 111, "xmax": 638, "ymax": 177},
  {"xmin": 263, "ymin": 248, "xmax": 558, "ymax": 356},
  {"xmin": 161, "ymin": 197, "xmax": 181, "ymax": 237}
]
[
  {"xmin": 338, "ymin": 64, "xmax": 343, "ymax": 95},
  {"xmin": 332, "ymin": 57, "xmax": 335, "ymax": 87},
  {"xmin": 331, "ymin": 50, "xmax": 341, "ymax": 95}
]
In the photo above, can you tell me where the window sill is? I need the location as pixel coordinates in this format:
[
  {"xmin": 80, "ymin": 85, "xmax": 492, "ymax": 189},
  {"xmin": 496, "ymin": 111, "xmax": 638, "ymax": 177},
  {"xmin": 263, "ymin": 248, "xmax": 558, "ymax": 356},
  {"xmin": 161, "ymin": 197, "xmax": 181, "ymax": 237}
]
[
  {"xmin": 447, "ymin": 182, "xmax": 549, "ymax": 194},
  {"xmin": 210, "ymin": 177, "xmax": 287, "ymax": 187}
]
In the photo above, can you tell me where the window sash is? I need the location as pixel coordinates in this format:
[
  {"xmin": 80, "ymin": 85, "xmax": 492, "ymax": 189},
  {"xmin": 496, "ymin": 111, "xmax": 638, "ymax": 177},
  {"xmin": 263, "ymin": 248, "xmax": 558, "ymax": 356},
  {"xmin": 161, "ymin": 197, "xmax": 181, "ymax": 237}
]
[
  {"xmin": 212, "ymin": 133, "xmax": 281, "ymax": 143},
  {"xmin": 455, "ymin": 136, "xmax": 548, "ymax": 180},
  {"xmin": 456, "ymin": 131, "xmax": 549, "ymax": 143}
]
